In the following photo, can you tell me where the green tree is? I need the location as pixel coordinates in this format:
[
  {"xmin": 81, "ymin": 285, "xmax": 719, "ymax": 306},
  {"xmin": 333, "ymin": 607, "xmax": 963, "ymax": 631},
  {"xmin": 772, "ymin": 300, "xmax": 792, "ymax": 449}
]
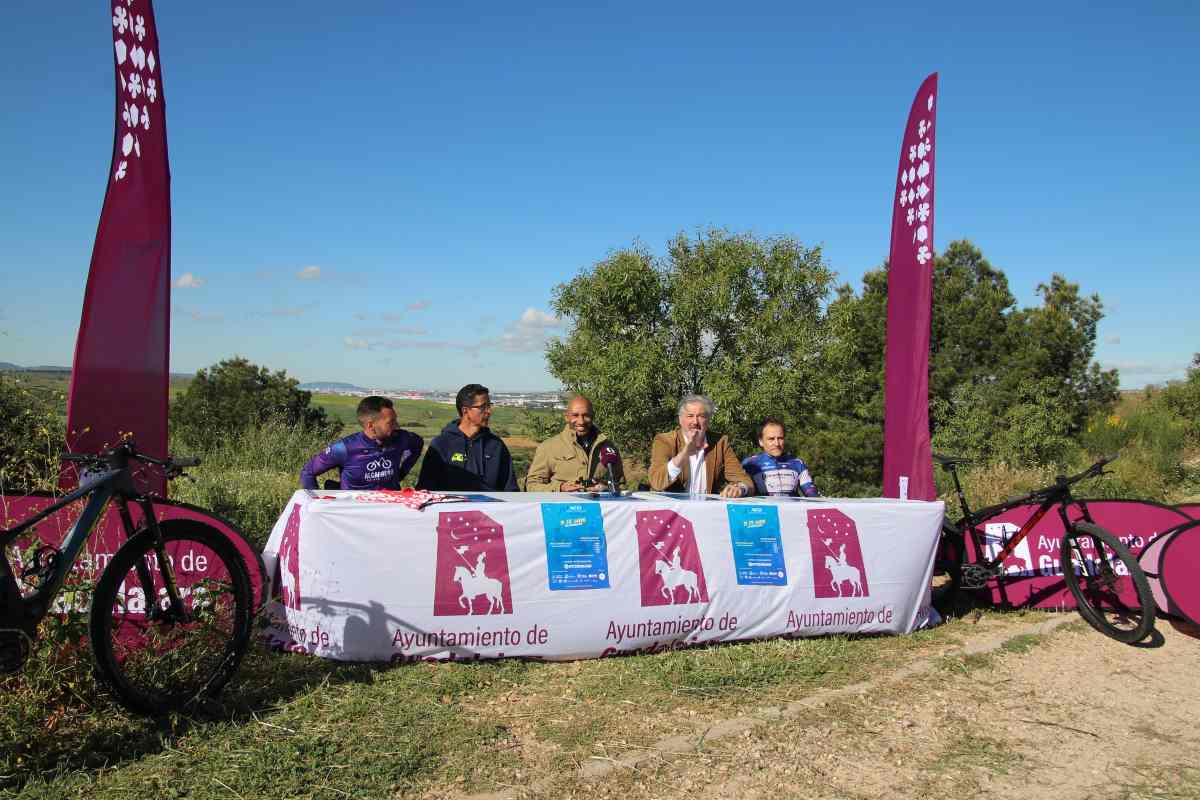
[
  {"xmin": 172, "ymin": 357, "xmax": 339, "ymax": 449},
  {"xmin": 547, "ymin": 229, "xmax": 835, "ymax": 460},
  {"xmin": 1162, "ymin": 353, "xmax": 1200, "ymax": 440},
  {"xmin": 820, "ymin": 240, "xmax": 1119, "ymax": 483}
]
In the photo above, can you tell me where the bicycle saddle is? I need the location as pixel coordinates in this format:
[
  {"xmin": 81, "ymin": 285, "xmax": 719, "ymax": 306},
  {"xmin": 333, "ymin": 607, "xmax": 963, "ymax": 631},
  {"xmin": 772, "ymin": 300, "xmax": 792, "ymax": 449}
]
[{"xmin": 932, "ymin": 452, "xmax": 972, "ymax": 467}]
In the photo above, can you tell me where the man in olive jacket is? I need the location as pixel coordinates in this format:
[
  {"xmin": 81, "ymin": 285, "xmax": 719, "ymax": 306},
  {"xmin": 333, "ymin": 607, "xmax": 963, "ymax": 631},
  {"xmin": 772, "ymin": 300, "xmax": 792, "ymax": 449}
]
[
  {"xmin": 649, "ymin": 394, "xmax": 751, "ymax": 498},
  {"xmin": 526, "ymin": 395, "xmax": 624, "ymax": 492}
]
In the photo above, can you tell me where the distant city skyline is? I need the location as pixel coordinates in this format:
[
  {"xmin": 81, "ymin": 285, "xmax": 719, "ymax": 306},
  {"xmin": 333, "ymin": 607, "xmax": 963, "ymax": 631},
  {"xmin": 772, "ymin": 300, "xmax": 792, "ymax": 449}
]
[{"xmin": 2, "ymin": 2, "xmax": 1197, "ymax": 390}]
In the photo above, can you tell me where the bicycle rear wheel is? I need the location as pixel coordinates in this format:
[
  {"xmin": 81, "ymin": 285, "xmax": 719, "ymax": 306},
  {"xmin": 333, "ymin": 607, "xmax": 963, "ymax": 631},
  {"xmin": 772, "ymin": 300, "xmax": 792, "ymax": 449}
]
[
  {"xmin": 90, "ymin": 519, "xmax": 253, "ymax": 714},
  {"xmin": 1061, "ymin": 522, "xmax": 1155, "ymax": 644}
]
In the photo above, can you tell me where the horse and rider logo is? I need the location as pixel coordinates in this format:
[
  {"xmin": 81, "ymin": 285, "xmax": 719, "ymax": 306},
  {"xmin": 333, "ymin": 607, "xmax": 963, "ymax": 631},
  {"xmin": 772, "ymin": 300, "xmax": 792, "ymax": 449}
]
[
  {"xmin": 433, "ymin": 510, "xmax": 514, "ymax": 616},
  {"xmin": 807, "ymin": 509, "xmax": 870, "ymax": 598},
  {"xmin": 273, "ymin": 503, "xmax": 303, "ymax": 611},
  {"xmin": 635, "ymin": 510, "xmax": 709, "ymax": 606}
]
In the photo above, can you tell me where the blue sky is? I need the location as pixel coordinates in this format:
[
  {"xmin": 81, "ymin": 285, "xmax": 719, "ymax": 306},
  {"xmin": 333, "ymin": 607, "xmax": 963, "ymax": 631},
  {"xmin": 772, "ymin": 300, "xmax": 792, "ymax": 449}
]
[{"xmin": 1, "ymin": 1, "xmax": 1197, "ymax": 390}]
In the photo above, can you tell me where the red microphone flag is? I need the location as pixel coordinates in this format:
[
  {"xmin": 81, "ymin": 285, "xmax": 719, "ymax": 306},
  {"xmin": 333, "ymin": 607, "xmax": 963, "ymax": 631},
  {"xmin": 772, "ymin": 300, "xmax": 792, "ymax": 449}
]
[
  {"xmin": 66, "ymin": 1, "xmax": 172, "ymax": 490},
  {"xmin": 882, "ymin": 73, "xmax": 937, "ymax": 501}
]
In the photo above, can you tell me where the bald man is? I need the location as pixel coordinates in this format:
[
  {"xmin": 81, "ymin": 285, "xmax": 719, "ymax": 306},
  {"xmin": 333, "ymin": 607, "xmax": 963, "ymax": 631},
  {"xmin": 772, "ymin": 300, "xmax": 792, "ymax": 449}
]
[{"xmin": 526, "ymin": 395, "xmax": 624, "ymax": 492}]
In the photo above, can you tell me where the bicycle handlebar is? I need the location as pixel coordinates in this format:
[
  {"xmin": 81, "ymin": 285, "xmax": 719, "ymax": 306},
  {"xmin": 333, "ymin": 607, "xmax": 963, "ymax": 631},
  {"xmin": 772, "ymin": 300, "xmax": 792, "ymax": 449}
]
[
  {"xmin": 61, "ymin": 443, "xmax": 201, "ymax": 474},
  {"xmin": 1058, "ymin": 452, "xmax": 1119, "ymax": 487}
]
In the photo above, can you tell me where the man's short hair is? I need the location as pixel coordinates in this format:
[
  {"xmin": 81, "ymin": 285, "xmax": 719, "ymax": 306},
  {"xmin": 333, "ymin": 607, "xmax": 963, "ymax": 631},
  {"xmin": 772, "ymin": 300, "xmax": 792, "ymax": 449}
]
[
  {"xmin": 677, "ymin": 394, "xmax": 715, "ymax": 417},
  {"xmin": 757, "ymin": 416, "xmax": 786, "ymax": 440},
  {"xmin": 356, "ymin": 395, "xmax": 394, "ymax": 425},
  {"xmin": 565, "ymin": 394, "xmax": 593, "ymax": 413},
  {"xmin": 456, "ymin": 383, "xmax": 490, "ymax": 416}
]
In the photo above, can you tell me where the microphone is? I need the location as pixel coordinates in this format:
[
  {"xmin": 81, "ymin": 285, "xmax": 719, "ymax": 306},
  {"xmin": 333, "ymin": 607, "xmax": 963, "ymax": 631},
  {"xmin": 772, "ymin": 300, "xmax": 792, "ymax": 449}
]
[{"xmin": 599, "ymin": 446, "xmax": 622, "ymax": 497}]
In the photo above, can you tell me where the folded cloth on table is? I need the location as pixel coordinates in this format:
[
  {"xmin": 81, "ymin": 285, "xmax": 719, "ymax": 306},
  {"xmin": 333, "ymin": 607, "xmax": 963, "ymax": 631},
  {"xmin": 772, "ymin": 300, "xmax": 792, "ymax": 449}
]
[{"xmin": 353, "ymin": 487, "xmax": 467, "ymax": 510}]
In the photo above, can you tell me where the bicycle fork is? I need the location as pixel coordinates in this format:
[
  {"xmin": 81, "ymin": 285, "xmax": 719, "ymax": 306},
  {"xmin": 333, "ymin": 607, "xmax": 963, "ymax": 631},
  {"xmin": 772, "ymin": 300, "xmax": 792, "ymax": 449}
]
[{"xmin": 115, "ymin": 497, "xmax": 188, "ymax": 623}]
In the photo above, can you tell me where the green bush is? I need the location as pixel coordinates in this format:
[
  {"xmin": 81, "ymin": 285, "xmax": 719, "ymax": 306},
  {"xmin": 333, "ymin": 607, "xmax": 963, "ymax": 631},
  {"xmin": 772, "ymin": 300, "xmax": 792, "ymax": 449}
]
[
  {"xmin": 0, "ymin": 374, "xmax": 64, "ymax": 492},
  {"xmin": 1162, "ymin": 354, "xmax": 1200, "ymax": 440},
  {"xmin": 1078, "ymin": 399, "xmax": 1190, "ymax": 500},
  {"xmin": 932, "ymin": 379, "xmax": 1075, "ymax": 469},
  {"xmin": 172, "ymin": 358, "xmax": 340, "ymax": 451}
]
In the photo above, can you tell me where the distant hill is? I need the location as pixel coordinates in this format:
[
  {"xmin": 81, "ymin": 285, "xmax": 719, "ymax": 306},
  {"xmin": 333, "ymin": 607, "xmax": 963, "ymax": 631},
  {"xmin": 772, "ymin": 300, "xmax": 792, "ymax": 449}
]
[
  {"xmin": 0, "ymin": 363, "xmax": 192, "ymax": 382},
  {"xmin": 0, "ymin": 363, "xmax": 70, "ymax": 373},
  {"xmin": 300, "ymin": 381, "xmax": 370, "ymax": 393}
]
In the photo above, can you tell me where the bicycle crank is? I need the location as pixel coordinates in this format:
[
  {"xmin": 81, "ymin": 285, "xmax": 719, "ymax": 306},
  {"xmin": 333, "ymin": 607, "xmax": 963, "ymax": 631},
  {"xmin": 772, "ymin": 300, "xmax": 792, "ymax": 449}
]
[
  {"xmin": 0, "ymin": 628, "xmax": 32, "ymax": 674},
  {"xmin": 960, "ymin": 563, "xmax": 1004, "ymax": 590}
]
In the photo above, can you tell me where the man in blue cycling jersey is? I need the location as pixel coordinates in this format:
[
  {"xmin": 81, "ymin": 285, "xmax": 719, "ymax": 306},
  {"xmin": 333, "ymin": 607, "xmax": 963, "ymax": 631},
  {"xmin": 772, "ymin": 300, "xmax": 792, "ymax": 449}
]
[
  {"xmin": 741, "ymin": 417, "xmax": 819, "ymax": 497},
  {"xmin": 300, "ymin": 396, "xmax": 423, "ymax": 490}
]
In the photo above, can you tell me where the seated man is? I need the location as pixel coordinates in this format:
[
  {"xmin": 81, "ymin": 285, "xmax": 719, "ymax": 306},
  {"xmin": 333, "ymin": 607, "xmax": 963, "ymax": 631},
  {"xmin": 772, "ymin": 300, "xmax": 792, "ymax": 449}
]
[
  {"xmin": 417, "ymin": 383, "xmax": 518, "ymax": 492},
  {"xmin": 742, "ymin": 417, "xmax": 819, "ymax": 497},
  {"xmin": 300, "ymin": 396, "xmax": 423, "ymax": 490},
  {"xmin": 526, "ymin": 395, "xmax": 624, "ymax": 492},
  {"xmin": 649, "ymin": 394, "xmax": 751, "ymax": 498}
]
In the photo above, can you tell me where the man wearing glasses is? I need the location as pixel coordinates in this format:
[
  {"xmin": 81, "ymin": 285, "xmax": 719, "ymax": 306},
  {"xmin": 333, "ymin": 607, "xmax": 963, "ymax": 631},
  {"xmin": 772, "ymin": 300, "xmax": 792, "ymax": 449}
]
[{"xmin": 417, "ymin": 383, "xmax": 518, "ymax": 492}]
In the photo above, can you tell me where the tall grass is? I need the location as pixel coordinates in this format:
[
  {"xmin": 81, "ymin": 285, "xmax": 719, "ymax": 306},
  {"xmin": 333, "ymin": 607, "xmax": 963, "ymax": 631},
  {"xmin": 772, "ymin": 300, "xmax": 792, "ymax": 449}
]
[{"xmin": 170, "ymin": 416, "xmax": 332, "ymax": 549}]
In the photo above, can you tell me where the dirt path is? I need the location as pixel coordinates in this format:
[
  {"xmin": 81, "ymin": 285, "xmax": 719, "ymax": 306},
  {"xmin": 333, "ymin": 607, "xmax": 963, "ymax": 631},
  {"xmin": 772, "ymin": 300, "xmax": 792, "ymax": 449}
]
[{"xmin": 469, "ymin": 618, "xmax": 1200, "ymax": 800}]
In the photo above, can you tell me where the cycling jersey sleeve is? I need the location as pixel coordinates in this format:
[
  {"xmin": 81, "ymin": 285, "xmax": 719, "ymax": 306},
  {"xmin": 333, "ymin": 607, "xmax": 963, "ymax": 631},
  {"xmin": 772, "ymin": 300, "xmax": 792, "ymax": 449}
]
[
  {"xmin": 396, "ymin": 433, "xmax": 424, "ymax": 482},
  {"xmin": 300, "ymin": 439, "xmax": 348, "ymax": 489}
]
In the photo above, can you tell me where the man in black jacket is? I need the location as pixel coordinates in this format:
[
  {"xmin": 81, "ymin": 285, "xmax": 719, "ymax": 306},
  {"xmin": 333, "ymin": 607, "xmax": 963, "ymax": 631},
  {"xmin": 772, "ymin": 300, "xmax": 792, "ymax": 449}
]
[{"xmin": 417, "ymin": 383, "xmax": 518, "ymax": 492}]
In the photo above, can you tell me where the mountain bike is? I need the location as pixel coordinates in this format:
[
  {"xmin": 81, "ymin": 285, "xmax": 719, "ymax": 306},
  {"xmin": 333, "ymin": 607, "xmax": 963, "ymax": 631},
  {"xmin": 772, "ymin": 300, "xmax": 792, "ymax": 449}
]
[
  {"xmin": 934, "ymin": 453, "xmax": 1156, "ymax": 644},
  {"xmin": 0, "ymin": 442, "xmax": 253, "ymax": 713}
]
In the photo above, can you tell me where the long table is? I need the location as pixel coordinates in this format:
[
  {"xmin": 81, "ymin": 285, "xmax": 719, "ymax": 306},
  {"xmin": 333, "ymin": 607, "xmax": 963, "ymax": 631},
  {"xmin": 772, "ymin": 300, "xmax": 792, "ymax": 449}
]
[{"xmin": 261, "ymin": 490, "xmax": 943, "ymax": 662}]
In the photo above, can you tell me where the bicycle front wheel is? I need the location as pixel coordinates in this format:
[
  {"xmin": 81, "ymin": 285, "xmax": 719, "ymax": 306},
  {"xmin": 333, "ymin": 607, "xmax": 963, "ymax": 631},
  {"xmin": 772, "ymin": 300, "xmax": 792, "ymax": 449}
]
[
  {"xmin": 1061, "ymin": 522, "xmax": 1155, "ymax": 644},
  {"xmin": 90, "ymin": 519, "xmax": 253, "ymax": 714}
]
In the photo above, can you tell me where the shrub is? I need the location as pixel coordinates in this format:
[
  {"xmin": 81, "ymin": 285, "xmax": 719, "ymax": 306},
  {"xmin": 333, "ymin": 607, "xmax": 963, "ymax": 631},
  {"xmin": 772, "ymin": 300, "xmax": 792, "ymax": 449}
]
[
  {"xmin": 0, "ymin": 375, "xmax": 64, "ymax": 493},
  {"xmin": 1162, "ymin": 354, "xmax": 1200, "ymax": 440},
  {"xmin": 932, "ymin": 378, "xmax": 1076, "ymax": 469},
  {"xmin": 171, "ymin": 358, "xmax": 339, "ymax": 451}
]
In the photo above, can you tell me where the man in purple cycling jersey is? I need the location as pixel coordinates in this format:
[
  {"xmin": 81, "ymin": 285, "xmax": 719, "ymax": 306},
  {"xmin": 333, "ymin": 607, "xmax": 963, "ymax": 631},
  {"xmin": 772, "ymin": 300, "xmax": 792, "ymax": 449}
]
[{"xmin": 300, "ymin": 396, "xmax": 423, "ymax": 490}]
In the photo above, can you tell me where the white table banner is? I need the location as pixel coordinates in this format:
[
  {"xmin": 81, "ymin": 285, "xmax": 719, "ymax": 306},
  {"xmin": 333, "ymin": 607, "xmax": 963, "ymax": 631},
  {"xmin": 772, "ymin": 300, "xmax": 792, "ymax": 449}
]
[{"xmin": 261, "ymin": 491, "xmax": 943, "ymax": 662}]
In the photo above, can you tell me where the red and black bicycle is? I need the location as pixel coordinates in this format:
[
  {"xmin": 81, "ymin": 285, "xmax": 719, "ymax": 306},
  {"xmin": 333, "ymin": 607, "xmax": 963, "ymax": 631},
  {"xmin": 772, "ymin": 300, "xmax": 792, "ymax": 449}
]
[{"xmin": 934, "ymin": 453, "xmax": 1156, "ymax": 644}]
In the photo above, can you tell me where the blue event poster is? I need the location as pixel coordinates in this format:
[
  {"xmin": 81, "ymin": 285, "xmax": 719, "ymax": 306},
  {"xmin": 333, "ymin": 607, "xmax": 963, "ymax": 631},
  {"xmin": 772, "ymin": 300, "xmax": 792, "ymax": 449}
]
[
  {"xmin": 540, "ymin": 503, "xmax": 611, "ymax": 591},
  {"xmin": 726, "ymin": 504, "xmax": 787, "ymax": 586}
]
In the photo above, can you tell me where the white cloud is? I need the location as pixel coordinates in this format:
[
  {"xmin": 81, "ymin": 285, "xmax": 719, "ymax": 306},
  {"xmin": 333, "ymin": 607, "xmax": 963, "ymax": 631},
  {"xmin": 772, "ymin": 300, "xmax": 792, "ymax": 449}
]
[
  {"xmin": 296, "ymin": 265, "xmax": 322, "ymax": 280},
  {"xmin": 1104, "ymin": 335, "xmax": 1121, "ymax": 345},
  {"xmin": 177, "ymin": 306, "xmax": 223, "ymax": 323},
  {"xmin": 1102, "ymin": 360, "xmax": 1188, "ymax": 380},
  {"xmin": 173, "ymin": 272, "xmax": 205, "ymax": 289},
  {"xmin": 497, "ymin": 307, "xmax": 563, "ymax": 353}
]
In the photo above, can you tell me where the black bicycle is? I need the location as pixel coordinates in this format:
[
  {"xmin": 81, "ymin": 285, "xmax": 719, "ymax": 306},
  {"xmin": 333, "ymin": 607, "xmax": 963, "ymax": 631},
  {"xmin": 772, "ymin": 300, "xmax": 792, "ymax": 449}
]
[
  {"xmin": 0, "ymin": 442, "xmax": 253, "ymax": 713},
  {"xmin": 935, "ymin": 452, "xmax": 1156, "ymax": 644}
]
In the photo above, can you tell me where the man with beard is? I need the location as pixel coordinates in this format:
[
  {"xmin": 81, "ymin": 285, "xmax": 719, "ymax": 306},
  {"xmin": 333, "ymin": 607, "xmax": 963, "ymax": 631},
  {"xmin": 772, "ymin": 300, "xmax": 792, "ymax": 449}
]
[
  {"xmin": 526, "ymin": 395, "xmax": 624, "ymax": 492},
  {"xmin": 300, "ymin": 395, "xmax": 423, "ymax": 490},
  {"xmin": 649, "ymin": 394, "xmax": 751, "ymax": 498}
]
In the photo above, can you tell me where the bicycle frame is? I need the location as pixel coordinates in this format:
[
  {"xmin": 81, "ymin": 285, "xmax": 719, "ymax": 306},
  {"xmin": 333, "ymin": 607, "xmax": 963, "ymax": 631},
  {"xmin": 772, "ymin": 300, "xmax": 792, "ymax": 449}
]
[
  {"xmin": 943, "ymin": 462, "xmax": 1094, "ymax": 571},
  {"xmin": 0, "ymin": 465, "xmax": 180, "ymax": 628}
]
